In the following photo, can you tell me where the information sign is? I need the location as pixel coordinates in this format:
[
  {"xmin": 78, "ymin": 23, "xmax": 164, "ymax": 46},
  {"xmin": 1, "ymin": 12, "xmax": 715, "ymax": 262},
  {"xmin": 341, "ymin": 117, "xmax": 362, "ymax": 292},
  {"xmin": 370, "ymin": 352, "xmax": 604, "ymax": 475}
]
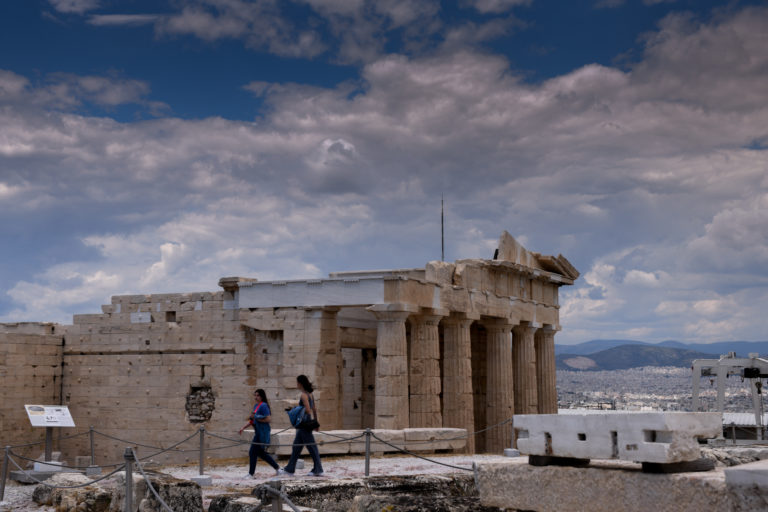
[{"xmin": 24, "ymin": 405, "xmax": 76, "ymax": 427}]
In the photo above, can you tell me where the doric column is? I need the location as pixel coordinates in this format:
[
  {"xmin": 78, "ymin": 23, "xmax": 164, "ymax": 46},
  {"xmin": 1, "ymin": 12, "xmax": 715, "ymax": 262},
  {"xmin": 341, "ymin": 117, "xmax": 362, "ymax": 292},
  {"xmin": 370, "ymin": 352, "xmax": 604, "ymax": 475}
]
[
  {"xmin": 535, "ymin": 326, "xmax": 557, "ymax": 414},
  {"xmin": 512, "ymin": 323, "xmax": 538, "ymax": 415},
  {"xmin": 442, "ymin": 313, "xmax": 477, "ymax": 453},
  {"xmin": 408, "ymin": 309, "xmax": 446, "ymax": 428},
  {"xmin": 304, "ymin": 307, "xmax": 342, "ymax": 429},
  {"xmin": 367, "ymin": 303, "xmax": 419, "ymax": 430},
  {"xmin": 482, "ymin": 318, "xmax": 514, "ymax": 453}
]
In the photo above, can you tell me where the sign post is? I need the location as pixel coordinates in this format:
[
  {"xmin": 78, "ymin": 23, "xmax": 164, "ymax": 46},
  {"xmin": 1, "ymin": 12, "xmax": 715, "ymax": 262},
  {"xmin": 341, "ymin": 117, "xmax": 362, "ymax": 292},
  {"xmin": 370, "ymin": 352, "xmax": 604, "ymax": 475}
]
[{"xmin": 24, "ymin": 405, "xmax": 75, "ymax": 467}]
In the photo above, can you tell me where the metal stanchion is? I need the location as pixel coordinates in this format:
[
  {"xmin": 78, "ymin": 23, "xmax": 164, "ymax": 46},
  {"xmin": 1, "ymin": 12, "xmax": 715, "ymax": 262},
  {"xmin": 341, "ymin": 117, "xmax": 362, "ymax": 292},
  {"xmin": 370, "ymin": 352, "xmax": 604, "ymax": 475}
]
[
  {"xmin": 44, "ymin": 426, "xmax": 53, "ymax": 463},
  {"xmin": 124, "ymin": 448, "xmax": 134, "ymax": 512},
  {"xmin": 199, "ymin": 426, "xmax": 205, "ymax": 476},
  {"xmin": 190, "ymin": 426, "xmax": 212, "ymax": 486},
  {"xmin": 0, "ymin": 446, "xmax": 10, "ymax": 503},
  {"xmin": 90, "ymin": 426, "xmax": 95, "ymax": 466},
  {"xmin": 364, "ymin": 428, "xmax": 371, "ymax": 477}
]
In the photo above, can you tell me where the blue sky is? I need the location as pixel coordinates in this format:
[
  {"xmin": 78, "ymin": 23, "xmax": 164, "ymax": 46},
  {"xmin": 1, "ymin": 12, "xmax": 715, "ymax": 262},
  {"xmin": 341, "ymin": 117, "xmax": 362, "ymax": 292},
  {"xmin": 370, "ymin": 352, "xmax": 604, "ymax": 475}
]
[{"xmin": 1, "ymin": 0, "xmax": 767, "ymax": 344}]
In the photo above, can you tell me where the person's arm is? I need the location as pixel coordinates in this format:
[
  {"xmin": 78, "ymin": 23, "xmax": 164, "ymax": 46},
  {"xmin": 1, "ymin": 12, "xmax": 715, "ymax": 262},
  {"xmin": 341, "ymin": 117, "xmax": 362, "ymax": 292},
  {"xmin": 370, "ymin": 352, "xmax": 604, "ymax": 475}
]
[
  {"xmin": 239, "ymin": 406, "xmax": 256, "ymax": 434},
  {"xmin": 238, "ymin": 420, "xmax": 253, "ymax": 435}
]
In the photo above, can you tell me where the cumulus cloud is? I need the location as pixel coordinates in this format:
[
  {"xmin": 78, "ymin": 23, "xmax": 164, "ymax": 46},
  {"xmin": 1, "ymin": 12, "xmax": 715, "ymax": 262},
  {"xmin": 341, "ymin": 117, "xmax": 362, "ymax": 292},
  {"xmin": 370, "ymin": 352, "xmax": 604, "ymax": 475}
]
[
  {"xmin": 48, "ymin": 0, "xmax": 100, "ymax": 14},
  {"xmin": 2, "ymin": 5, "xmax": 768, "ymax": 346}
]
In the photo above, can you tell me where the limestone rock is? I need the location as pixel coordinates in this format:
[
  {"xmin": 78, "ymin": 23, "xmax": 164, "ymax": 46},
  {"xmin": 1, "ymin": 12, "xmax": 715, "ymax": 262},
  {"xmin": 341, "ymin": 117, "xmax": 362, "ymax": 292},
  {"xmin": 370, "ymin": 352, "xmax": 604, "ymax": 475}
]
[
  {"xmin": 476, "ymin": 459, "xmax": 734, "ymax": 512},
  {"xmin": 32, "ymin": 473, "xmax": 113, "ymax": 512},
  {"xmin": 32, "ymin": 470, "xmax": 202, "ymax": 512}
]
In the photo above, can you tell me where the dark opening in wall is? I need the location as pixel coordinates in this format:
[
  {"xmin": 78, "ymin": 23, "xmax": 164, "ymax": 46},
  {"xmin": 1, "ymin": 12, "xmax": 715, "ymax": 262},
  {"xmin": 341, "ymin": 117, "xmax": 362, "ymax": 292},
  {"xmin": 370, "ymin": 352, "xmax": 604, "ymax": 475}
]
[
  {"xmin": 185, "ymin": 384, "xmax": 215, "ymax": 423},
  {"xmin": 166, "ymin": 311, "xmax": 177, "ymax": 323}
]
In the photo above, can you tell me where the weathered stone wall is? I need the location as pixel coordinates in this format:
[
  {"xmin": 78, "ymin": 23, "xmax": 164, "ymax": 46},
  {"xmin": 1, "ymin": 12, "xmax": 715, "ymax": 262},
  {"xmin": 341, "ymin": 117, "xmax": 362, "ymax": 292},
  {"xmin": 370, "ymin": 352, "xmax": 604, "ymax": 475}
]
[
  {"xmin": 0, "ymin": 323, "xmax": 63, "ymax": 458},
  {"xmin": 58, "ymin": 292, "xmax": 263, "ymax": 465}
]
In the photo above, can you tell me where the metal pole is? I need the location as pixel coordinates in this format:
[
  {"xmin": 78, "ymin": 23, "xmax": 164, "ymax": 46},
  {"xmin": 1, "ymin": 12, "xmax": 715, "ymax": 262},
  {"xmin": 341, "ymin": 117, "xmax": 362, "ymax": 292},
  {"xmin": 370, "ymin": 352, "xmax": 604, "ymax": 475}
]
[
  {"xmin": 124, "ymin": 448, "xmax": 134, "ymax": 512},
  {"xmin": 0, "ymin": 446, "xmax": 10, "ymax": 503},
  {"xmin": 267, "ymin": 481, "xmax": 282, "ymax": 512},
  {"xmin": 731, "ymin": 423, "xmax": 736, "ymax": 444},
  {"xmin": 199, "ymin": 426, "xmax": 205, "ymax": 476},
  {"xmin": 90, "ymin": 426, "xmax": 96, "ymax": 466},
  {"xmin": 45, "ymin": 426, "xmax": 53, "ymax": 462},
  {"xmin": 364, "ymin": 428, "xmax": 371, "ymax": 477}
]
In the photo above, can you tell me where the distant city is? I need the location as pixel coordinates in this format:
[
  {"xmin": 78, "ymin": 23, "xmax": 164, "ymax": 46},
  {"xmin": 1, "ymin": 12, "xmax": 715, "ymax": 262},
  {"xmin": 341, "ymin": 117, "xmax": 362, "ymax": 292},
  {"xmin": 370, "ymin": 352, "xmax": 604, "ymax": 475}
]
[
  {"xmin": 555, "ymin": 339, "xmax": 768, "ymax": 413},
  {"xmin": 557, "ymin": 367, "xmax": 761, "ymax": 412}
]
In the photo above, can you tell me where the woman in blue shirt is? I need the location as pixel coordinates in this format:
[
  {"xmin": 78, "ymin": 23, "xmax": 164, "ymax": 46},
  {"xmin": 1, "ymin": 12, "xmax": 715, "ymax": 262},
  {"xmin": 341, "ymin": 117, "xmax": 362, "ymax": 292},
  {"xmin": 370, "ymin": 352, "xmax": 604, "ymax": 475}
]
[{"xmin": 239, "ymin": 388, "xmax": 280, "ymax": 478}]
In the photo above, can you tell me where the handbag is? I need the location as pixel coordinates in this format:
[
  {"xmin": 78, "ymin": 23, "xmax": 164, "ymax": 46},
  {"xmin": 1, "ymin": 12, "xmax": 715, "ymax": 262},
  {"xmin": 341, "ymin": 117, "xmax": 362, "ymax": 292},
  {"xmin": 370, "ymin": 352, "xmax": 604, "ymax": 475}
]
[{"xmin": 299, "ymin": 416, "xmax": 320, "ymax": 430}]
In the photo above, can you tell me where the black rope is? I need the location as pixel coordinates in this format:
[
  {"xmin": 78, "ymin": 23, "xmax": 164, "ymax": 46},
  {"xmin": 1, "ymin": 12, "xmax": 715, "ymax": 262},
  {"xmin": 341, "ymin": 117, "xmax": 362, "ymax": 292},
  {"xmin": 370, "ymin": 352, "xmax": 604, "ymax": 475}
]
[{"xmin": 369, "ymin": 433, "xmax": 474, "ymax": 472}]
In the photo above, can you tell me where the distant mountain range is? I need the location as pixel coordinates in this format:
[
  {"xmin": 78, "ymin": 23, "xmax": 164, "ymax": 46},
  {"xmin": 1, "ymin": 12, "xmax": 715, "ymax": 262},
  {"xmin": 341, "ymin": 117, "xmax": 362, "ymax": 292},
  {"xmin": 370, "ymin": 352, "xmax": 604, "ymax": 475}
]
[{"xmin": 554, "ymin": 339, "xmax": 768, "ymax": 371}]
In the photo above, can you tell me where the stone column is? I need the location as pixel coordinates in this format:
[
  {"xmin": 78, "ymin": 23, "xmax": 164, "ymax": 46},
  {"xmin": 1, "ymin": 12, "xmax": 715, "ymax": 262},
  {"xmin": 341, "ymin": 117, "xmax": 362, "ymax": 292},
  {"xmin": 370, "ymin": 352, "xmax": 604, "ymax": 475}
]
[
  {"xmin": 305, "ymin": 307, "xmax": 342, "ymax": 429},
  {"xmin": 512, "ymin": 323, "xmax": 538, "ymax": 415},
  {"xmin": 442, "ymin": 313, "xmax": 476, "ymax": 453},
  {"xmin": 367, "ymin": 304, "xmax": 418, "ymax": 430},
  {"xmin": 408, "ymin": 310, "xmax": 446, "ymax": 428},
  {"xmin": 535, "ymin": 326, "xmax": 557, "ymax": 414},
  {"xmin": 482, "ymin": 318, "xmax": 514, "ymax": 453}
]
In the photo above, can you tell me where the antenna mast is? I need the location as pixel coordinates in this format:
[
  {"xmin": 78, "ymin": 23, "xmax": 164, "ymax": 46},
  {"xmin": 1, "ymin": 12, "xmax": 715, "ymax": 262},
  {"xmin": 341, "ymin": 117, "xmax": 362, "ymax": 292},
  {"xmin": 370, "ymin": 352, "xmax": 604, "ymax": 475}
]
[{"xmin": 441, "ymin": 194, "xmax": 445, "ymax": 261}]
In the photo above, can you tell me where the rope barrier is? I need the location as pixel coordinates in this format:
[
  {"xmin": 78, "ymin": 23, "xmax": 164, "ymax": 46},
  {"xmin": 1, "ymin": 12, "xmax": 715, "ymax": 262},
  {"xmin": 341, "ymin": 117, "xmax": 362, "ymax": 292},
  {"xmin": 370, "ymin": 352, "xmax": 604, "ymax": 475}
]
[
  {"xmin": 369, "ymin": 434, "xmax": 474, "ymax": 472},
  {"xmin": 205, "ymin": 430, "xmax": 366, "ymax": 447},
  {"xmin": 5, "ymin": 430, "xmax": 90, "ymax": 449},
  {"xmin": 130, "ymin": 448, "xmax": 175, "ymax": 512},
  {"xmin": 5, "ymin": 451, "xmax": 127, "ymax": 489},
  {"xmin": 92, "ymin": 430, "xmax": 178, "ymax": 451}
]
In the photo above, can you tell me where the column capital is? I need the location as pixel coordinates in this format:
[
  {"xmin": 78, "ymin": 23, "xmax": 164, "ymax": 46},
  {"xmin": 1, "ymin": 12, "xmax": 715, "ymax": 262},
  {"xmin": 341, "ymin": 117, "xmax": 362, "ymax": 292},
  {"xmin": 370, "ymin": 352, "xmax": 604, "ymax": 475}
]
[
  {"xmin": 513, "ymin": 322, "xmax": 539, "ymax": 336},
  {"xmin": 535, "ymin": 325, "xmax": 557, "ymax": 339},
  {"xmin": 367, "ymin": 303, "xmax": 419, "ymax": 321},
  {"xmin": 442, "ymin": 311, "xmax": 479, "ymax": 326},
  {"xmin": 480, "ymin": 316, "xmax": 514, "ymax": 332}
]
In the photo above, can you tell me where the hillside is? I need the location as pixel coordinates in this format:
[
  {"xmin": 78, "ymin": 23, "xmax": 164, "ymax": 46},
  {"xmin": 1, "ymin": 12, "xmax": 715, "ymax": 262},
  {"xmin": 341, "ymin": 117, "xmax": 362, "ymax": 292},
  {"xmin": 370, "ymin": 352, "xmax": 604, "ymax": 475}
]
[
  {"xmin": 556, "ymin": 344, "xmax": 715, "ymax": 371},
  {"xmin": 556, "ymin": 339, "xmax": 768, "ymax": 357}
]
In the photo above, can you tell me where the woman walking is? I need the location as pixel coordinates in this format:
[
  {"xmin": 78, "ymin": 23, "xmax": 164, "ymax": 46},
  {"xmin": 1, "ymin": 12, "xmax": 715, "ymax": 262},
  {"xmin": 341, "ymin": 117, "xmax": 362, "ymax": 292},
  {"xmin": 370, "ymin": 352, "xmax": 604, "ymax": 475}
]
[
  {"xmin": 279, "ymin": 375, "xmax": 323, "ymax": 476},
  {"xmin": 239, "ymin": 388, "xmax": 280, "ymax": 478}
]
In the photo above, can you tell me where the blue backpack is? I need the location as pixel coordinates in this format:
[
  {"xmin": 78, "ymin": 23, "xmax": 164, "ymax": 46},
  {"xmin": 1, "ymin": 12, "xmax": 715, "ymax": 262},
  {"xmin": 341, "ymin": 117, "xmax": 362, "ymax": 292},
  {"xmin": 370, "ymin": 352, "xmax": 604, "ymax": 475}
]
[{"xmin": 287, "ymin": 405, "xmax": 305, "ymax": 427}]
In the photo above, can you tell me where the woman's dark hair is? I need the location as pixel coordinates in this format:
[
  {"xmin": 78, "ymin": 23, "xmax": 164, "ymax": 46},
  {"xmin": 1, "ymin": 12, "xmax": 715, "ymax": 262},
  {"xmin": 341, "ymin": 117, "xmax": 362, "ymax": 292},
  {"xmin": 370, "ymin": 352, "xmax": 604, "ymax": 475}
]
[
  {"xmin": 255, "ymin": 388, "xmax": 269, "ymax": 407},
  {"xmin": 297, "ymin": 375, "xmax": 313, "ymax": 393}
]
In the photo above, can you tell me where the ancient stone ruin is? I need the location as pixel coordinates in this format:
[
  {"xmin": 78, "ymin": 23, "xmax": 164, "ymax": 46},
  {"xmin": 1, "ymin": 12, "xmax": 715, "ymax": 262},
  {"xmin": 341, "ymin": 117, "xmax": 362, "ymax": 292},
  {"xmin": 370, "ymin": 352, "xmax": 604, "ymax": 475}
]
[{"xmin": 0, "ymin": 231, "xmax": 579, "ymax": 462}]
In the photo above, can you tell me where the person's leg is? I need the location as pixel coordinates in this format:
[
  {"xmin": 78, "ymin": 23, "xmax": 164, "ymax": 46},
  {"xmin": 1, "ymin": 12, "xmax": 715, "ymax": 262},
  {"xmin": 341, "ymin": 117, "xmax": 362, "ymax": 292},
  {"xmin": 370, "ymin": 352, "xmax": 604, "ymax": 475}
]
[
  {"xmin": 283, "ymin": 430, "xmax": 304, "ymax": 473},
  {"xmin": 248, "ymin": 434, "xmax": 259, "ymax": 475},
  {"xmin": 305, "ymin": 431, "xmax": 323, "ymax": 474},
  {"xmin": 255, "ymin": 444, "xmax": 280, "ymax": 470}
]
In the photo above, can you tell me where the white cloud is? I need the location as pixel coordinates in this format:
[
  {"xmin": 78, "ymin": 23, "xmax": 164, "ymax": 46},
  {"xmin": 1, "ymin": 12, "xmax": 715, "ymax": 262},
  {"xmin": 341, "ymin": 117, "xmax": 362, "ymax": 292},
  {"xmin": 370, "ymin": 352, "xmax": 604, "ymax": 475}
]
[{"xmin": 48, "ymin": 0, "xmax": 100, "ymax": 14}]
